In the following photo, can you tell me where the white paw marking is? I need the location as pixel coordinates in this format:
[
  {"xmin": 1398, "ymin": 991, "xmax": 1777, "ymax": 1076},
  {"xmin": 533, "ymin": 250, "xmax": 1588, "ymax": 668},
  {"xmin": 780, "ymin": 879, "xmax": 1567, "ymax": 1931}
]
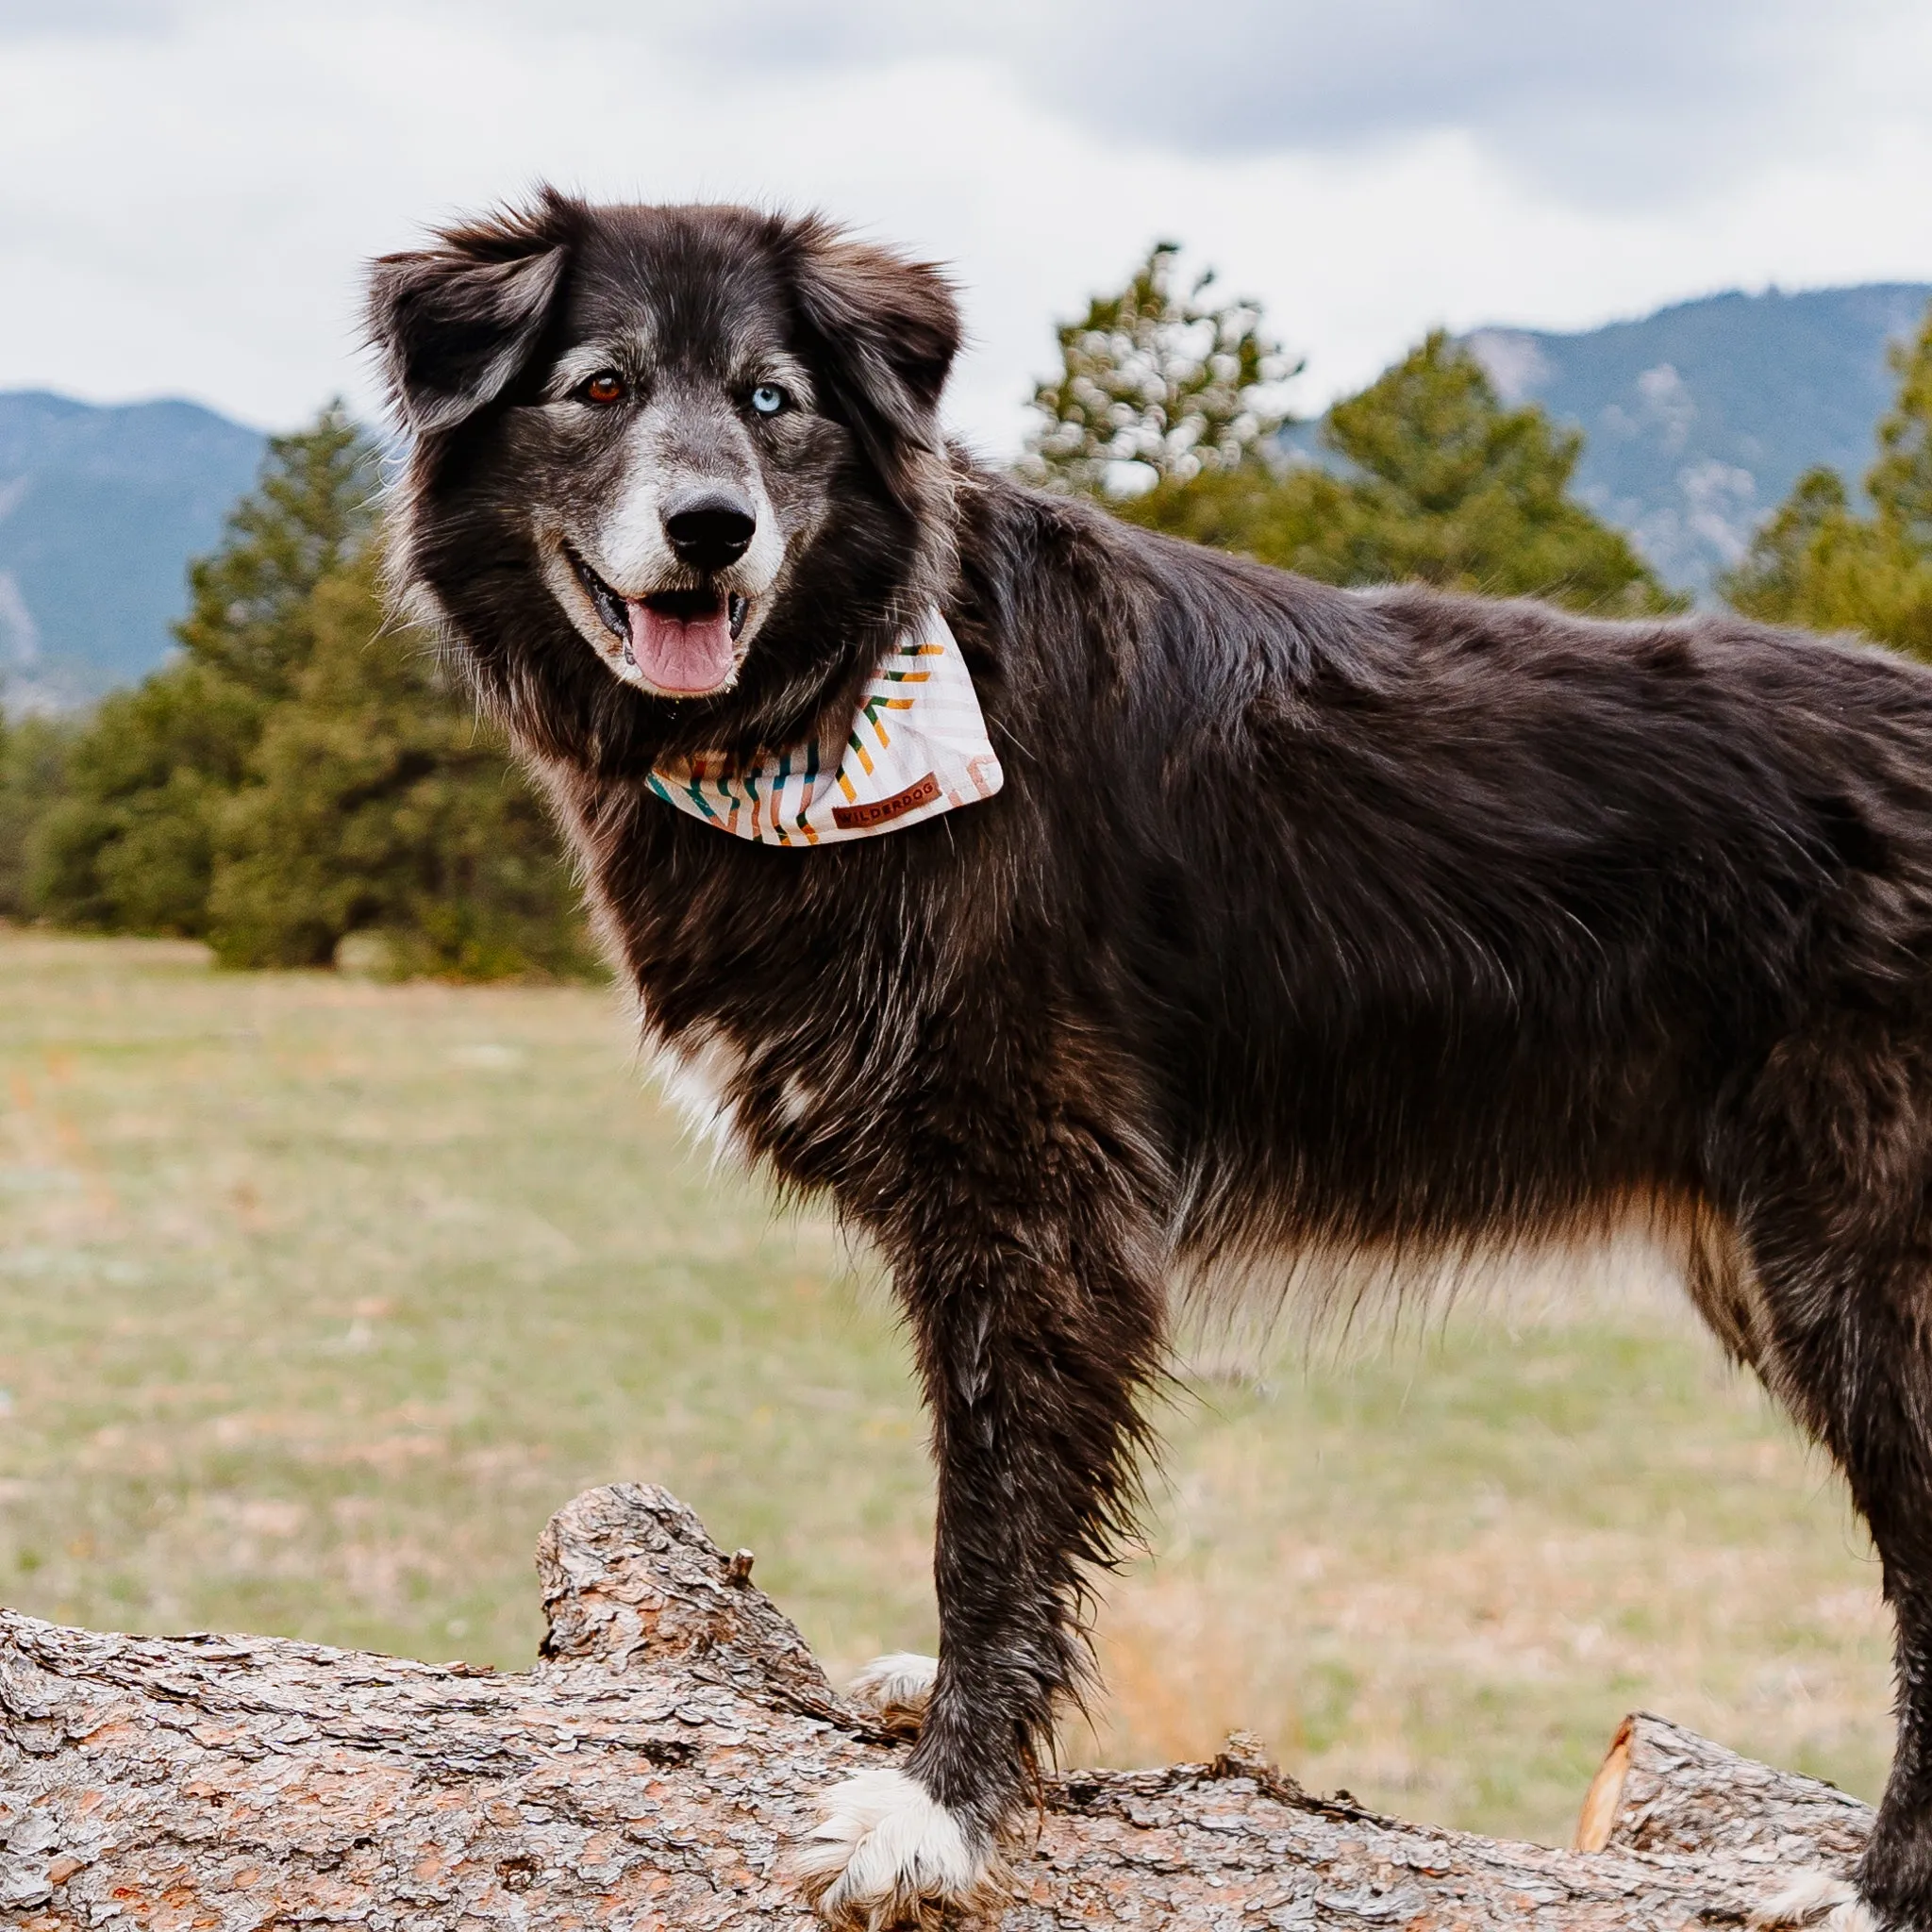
[
  {"xmin": 792, "ymin": 1767, "xmax": 997, "ymax": 1927},
  {"xmin": 848, "ymin": 1653, "xmax": 937, "ymax": 1734},
  {"xmin": 1751, "ymin": 1868, "xmax": 1881, "ymax": 1930}
]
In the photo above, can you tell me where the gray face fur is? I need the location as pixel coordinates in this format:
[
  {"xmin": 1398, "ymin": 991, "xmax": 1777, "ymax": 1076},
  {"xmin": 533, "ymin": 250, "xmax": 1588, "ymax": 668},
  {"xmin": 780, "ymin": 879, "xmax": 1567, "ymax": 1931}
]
[
  {"xmin": 501, "ymin": 279, "xmax": 848, "ymax": 700},
  {"xmin": 368, "ymin": 200, "xmax": 963, "ymax": 774}
]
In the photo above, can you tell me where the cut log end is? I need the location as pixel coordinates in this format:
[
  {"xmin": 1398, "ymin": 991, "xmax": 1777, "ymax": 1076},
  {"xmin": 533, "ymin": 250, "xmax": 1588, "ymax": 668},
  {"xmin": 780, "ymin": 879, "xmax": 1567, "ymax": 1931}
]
[{"xmin": 0, "ymin": 1482, "xmax": 1878, "ymax": 1928}]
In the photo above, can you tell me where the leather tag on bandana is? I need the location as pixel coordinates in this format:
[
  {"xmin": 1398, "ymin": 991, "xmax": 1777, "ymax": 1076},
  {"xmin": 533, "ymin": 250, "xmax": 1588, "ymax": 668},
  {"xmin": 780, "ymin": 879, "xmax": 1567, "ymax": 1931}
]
[
  {"xmin": 646, "ymin": 607, "xmax": 1003, "ymax": 846},
  {"xmin": 833, "ymin": 773, "xmax": 940, "ymax": 831}
]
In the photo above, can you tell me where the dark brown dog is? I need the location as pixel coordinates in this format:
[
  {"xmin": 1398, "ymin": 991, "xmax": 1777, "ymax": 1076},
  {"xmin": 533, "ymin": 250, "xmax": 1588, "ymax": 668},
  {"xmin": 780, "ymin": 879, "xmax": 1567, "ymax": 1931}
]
[{"xmin": 370, "ymin": 193, "xmax": 1932, "ymax": 1930}]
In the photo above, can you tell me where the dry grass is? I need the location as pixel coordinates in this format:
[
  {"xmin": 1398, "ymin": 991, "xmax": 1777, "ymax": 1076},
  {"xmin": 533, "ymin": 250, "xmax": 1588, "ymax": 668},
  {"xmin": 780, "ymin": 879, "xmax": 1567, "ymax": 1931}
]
[
  {"xmin": 1079, "ymin": 1317, "xmax": 1890, "ymax": 1834},
  {"xmin": 0, "ymin": 930, "xmax": 1893, "ymax": 1843}
]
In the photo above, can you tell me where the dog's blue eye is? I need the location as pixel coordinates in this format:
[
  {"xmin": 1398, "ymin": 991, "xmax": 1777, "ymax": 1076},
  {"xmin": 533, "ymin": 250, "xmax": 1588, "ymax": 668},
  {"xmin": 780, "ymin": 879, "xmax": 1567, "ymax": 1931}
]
[{"xmin": 751, "ymin": 384, "xmax": 787, "ymax": 417}]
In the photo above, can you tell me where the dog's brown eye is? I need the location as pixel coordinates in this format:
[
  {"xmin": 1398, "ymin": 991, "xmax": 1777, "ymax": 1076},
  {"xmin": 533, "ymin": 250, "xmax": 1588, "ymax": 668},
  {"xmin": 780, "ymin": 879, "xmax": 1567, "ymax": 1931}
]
[{"xmin": 581, "ymin": 372, "xmax": 625, "ymax": 406}]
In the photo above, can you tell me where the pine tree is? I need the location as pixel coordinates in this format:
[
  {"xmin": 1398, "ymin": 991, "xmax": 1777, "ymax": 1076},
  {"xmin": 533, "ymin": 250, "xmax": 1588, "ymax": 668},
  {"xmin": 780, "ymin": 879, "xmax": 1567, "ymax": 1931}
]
[
  {"xmin": 1019, "ymin": 242, "xmax": 1298, "ymax": 494},
  {"xmin": 1869, "ymin": 306, "xmax": 1932, "ymax": 552},
  {"xmin": 1123, "ymin": 330, "xmax": 1680, "ymax": 615},
  {"xmin": 0, "ymin": 711, "xmax": 74, "ymax": 919},
  {"xmin": 1722, "ymin": 304, "xmax": 1932, "ymax": 660},
  {"xmin": 27, "ymin": 667, "xmax": 259, "ymax": 933},
  {"xmin": 207, "ymin": 548, "xmax": 591, "ymax": 978},
  {"xmin": 174, "ymin": 402, "xmax": 377, "ymax": 701},
  {"xmin": 31, "ymin": 407, "xmax": 379, "ymax": 935}
]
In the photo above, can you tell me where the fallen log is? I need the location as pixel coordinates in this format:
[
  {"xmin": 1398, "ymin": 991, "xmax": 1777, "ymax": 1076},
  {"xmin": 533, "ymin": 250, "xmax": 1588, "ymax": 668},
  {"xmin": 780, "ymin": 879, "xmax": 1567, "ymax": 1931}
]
[{"xmin": 0, "ymin": 1481, "xmax": 1874, "ymax": 1928}]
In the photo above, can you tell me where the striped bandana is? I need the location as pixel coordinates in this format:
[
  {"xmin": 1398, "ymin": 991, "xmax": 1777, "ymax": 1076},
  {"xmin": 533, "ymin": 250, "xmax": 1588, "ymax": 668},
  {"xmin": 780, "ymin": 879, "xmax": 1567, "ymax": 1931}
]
[{"xmin": 646, "ymin": 608, "xmax": 1004, "ymax": 846}]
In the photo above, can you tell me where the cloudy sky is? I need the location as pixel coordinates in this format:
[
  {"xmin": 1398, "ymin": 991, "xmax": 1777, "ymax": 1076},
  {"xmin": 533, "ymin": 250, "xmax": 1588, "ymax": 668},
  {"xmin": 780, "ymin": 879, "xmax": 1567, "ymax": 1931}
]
[{"xmin": 3, "ymin": 0, "xmax": 1929, "ymax": 454}]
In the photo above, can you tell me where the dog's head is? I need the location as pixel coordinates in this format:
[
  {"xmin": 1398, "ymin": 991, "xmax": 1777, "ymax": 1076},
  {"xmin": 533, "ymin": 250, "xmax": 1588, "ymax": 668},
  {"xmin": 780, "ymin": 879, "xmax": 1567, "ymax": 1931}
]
[{"xmin": 367, "ymin": 193, "xmax": 960, "ymax": 767}]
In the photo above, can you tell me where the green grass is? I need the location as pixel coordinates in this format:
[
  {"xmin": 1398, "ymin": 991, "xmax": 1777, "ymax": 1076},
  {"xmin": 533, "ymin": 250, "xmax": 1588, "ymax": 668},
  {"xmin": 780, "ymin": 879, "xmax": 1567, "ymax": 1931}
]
[{"xmin": 0, "ymin": 930, "xmax": 1893, "ymax": 1844}]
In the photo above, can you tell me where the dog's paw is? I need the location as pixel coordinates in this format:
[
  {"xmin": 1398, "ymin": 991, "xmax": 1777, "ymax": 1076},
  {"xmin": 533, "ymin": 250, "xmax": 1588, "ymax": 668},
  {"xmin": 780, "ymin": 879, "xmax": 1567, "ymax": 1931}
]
[
  {"xmin": 791, "ymin": 1767, "xmax": 1004, "ymax": 1928},
  {"xmin": 1750, "ymin": 1868, "xmax": 1881, "ymax": 1930},
  {"xmin": 848, "ymin": 1652, "xmax": 937, "ymax": 1738}
]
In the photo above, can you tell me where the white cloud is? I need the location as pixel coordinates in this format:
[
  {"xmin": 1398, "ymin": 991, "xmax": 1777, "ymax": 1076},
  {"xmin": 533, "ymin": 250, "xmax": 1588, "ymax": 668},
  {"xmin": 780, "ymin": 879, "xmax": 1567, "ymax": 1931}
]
[
  {"xmin": 0, "ymin": 0, "xmax": 1928, "ymax": 455},
  {"xmin": 654, "ymin": 0, "xmax": 1910, "ymax": 205},
  {"xmin": 0, "ymin": 0, "xmax": 173, "ymax": 36}
]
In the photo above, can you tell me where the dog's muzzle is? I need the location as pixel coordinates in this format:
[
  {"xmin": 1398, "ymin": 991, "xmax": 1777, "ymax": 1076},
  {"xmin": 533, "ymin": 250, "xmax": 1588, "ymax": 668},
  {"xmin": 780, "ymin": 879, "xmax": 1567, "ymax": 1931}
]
[{"xmin": 565, "ymin": 545, "xmax": 749, "ymax": 695}]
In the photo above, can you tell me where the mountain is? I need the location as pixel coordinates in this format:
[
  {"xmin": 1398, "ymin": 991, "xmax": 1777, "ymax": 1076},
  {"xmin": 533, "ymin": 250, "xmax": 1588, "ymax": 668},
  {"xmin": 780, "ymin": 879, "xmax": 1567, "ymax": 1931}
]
[
  {"xmin": 0, "ymin": 391, "xmax": 265, "ymax": 711},
  {"xmin": 1465, "ymin": 284, "xmax": 1932, "ymax": 599},
  {"xmin": 7, "ymin": 285, "xmax": 1932, "ymax": 708}
]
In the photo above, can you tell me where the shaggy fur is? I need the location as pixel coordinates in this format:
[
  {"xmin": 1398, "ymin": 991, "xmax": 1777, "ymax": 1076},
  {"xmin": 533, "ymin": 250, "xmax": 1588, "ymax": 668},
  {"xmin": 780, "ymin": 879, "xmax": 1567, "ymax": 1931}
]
[{"xmin": 371, "ymin": 192, "xmax": 1932, "ymax": 1929}]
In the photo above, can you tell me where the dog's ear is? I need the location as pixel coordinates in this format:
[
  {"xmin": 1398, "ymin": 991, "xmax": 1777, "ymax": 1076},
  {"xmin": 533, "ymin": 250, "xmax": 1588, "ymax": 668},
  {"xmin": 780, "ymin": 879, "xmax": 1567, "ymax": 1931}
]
[
  {"xmin": 787, "ymin": 225, "xmax": 961, "ymax": 504},
  {"xmin": 366, "ymin": 197, "xmax": 575, "ymax": 436}
]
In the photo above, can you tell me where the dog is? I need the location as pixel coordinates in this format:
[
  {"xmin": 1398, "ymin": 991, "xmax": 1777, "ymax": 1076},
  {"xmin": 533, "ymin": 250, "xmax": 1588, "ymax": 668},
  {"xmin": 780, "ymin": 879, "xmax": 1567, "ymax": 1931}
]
[{"xmin": 368, "ymin": 192, "xmax": 1932, "ymax": 1930}]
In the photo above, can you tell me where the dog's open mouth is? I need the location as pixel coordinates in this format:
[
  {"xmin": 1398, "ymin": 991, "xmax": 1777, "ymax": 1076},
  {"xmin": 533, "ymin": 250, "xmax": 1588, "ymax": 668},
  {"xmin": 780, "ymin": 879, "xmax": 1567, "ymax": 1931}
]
[{"xmin": 567, "ymin": 547, "xmax": 748, "ymax": 695}]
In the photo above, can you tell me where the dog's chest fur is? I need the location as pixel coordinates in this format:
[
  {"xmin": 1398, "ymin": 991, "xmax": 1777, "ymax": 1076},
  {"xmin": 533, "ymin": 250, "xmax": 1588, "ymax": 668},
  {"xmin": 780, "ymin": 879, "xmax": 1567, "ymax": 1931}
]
[{"xmin": 563, "ymin": 778, "xmax": 989, "ymax": 1194}]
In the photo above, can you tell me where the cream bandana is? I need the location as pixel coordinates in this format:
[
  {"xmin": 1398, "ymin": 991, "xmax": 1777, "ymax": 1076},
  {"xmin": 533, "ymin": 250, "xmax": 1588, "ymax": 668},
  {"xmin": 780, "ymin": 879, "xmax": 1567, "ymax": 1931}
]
[{"xmin": 646, "ymin": 608, "xmax": 1004, "ymax": 846}]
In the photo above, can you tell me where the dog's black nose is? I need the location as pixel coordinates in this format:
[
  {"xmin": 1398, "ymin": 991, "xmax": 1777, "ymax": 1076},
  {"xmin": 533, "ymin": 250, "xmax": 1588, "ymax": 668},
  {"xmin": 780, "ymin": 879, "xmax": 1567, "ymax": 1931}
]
[{"xmin": 664, "ymin": 490, "xmax": 756, "ymax": 572}]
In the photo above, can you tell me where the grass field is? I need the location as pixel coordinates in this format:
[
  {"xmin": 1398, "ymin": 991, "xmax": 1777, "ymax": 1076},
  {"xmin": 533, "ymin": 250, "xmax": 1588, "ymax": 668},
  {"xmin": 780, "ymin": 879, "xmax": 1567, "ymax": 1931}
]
[{"xmin": 0, "ymin": 929, "xmax": 1894, "ymax": 1844}]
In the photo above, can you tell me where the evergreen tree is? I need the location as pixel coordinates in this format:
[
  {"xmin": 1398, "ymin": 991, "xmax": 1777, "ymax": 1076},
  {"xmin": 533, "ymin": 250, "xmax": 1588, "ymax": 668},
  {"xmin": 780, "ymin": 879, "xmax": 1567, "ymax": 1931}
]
[
  {"xmin": 25, "ymin": 399, "xmax": 590, "ymax": 978},
  {"xmin": 1722, "ymin": 304, "xmax": 1932, "ymax": 660},
  {"xmin": 29, "ymin": 666, "xmax": 258, "ymax": 933},
  {"xmin": 1122, "ymin": 330, "xmax": 1681, "ymax": 615},
  {"xmin": 0, "ymin": 711, "xmax": 74, "ymax": 919},
  {"xmin": 1020, "ymin": 242, "xmax": 1298, "ymax": 494},
  {"xmin": 174, "ymin": 402, "xmax": 378, "ymax": 702},
  {"xmin": 31, "ymin": 406, "xmax": 379, "ymax": 935},
  {"xmin": 207, "ymin": 548, "xmax": 592, "ymax": 979},
  {"xmin": 1869, "ymin": 305, "xmax": 1932, "ymax": 552},
  {"xmin": 1718, "ymin": 467, "xmax": 1850, "ymax": 622}
]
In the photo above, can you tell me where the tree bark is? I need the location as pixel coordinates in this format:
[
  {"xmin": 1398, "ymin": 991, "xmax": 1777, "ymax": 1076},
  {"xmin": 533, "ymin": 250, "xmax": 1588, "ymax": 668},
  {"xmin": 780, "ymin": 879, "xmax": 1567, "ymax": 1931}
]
[{"xmin": 0, "ymin": 1481, "xmax": 1873, "ymax": 1929}]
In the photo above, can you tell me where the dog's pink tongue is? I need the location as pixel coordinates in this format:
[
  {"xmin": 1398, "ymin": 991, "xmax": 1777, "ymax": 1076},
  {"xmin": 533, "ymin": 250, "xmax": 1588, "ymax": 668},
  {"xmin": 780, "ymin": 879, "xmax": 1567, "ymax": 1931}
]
[{"xmin": 627, "ymin": 602, "xmax": 736, "ymax": 694}]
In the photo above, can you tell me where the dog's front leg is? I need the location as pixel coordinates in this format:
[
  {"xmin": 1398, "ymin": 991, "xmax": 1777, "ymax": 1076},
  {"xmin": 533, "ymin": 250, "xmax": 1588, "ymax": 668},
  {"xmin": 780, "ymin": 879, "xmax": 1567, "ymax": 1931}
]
[{"xmin": 794, "ymin": 1126, "xmax": 1166, "ymax": 1926}]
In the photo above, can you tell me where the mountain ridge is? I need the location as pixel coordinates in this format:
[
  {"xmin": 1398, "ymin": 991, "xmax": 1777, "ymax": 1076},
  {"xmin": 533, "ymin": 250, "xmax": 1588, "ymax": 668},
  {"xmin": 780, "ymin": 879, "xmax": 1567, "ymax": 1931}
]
[
  {"xmin": 6, "ymin": 279, "xmax": 1930, "ymax": 706},
  {"xmin": 0, "ymin": 390, "xmax": 265, "ymax": 710},
  {"xmin": 1465, "ymin": 281, "xmax": 1932, "ymax": 598}
]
